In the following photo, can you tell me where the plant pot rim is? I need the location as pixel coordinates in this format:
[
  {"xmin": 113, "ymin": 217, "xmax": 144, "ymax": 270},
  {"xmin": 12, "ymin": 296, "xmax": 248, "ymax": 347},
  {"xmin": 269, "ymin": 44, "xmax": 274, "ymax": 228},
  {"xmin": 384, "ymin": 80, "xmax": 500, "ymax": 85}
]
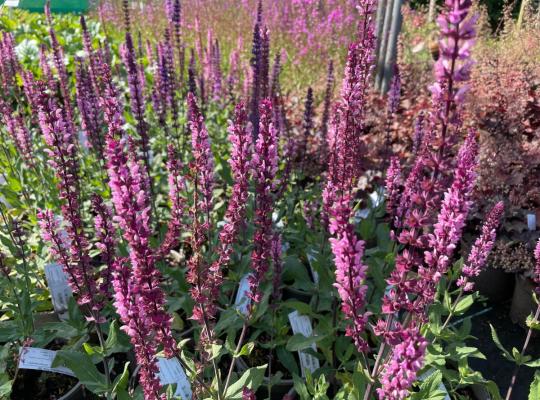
[{"xmin": 59, "ymin": 382, "xmax": 83, "ymax": 400}]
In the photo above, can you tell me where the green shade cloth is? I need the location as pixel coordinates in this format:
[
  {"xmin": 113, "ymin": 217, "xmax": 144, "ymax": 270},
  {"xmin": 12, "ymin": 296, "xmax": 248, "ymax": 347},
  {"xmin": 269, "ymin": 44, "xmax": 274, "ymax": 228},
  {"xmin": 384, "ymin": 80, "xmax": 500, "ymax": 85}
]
[{"xmin": 7, "ymin": 0, "xmax": 90, "ymax": 13}]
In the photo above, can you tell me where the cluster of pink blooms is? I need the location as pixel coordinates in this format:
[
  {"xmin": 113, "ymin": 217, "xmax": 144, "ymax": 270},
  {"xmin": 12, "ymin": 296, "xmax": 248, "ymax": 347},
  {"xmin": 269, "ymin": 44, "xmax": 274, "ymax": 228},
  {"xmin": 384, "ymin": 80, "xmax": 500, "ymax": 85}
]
[
  {"xmin": 324, "ymin": 0, "xmax": 377, "ymax": 353},
  {"xmin": 239, "ymin": 0, "xmax": 357, "ymax": 62},
  {"xmin": 100, "ymin": 60, "xmax": 175, "ymax": 398},
  {"xmin": 249, "ymin": 99, "xmax": 279, "ymax": 303},
  {"xmin": 534, "ymin": 239, "xmax": 540, "ymax": 294},
  {"xmin": 208, "ymin": 103, "xmax": 252, "ymax": 315},
  {"xmin": 186, "ymin": 93, "xmax": 216, "ymax": 326},
  {"xmin": 420, "ymin": 131, "xmax": 479, "ymax": 307},
  {"xmin": 31, "ymin": 74, "xmax": 105, "ymax": 320},
  {"xmin": 242, "ymin": 387, "xmax": 256, "ymax": 400},
  {"xmin": 0, "ymin": 0, "xmax": 516, "ymax": 397},
  {"xmin": 376, "ymin": 325, "xmax": 428, "ymax": 400},
  {"xmin": 458, "ymin": 201, "xmax": 504, "ymax": 291},
  {"xmin": 0, "ymin": 32, "xmax": 20, "ymax": 92},
  {"xmin": 0, "ymin": 98, "xmax": 34, "ymax": 166},
  {"xmin": 160, "ymin": 144, "xmax": 186, "ymax": 257}
]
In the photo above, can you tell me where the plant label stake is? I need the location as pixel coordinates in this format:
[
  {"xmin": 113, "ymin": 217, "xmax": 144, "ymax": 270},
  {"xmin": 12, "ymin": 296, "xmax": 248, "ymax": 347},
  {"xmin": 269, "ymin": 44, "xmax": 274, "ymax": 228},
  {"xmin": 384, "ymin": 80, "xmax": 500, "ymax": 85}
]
[
  {"xmin": 234, "ymin": 274, "xmax": 253, "ymax": 316},
  {"xmin": 527, "ymin": 214, "xmax": 536, "ymax": 231},
  {"xmin": 18, "ymin": 347, "xmax": 75, "ymax": 376},
  {"xmin": 288, "ymin": 311, "xmax": 320, "ymax": 377},
  {"xmin": 157, "ymin": 357, "xmax": 192, "ymax": 399},
  {"xmin": 44, "ymin": 263, "xmax": 73, "ymax": 321}
]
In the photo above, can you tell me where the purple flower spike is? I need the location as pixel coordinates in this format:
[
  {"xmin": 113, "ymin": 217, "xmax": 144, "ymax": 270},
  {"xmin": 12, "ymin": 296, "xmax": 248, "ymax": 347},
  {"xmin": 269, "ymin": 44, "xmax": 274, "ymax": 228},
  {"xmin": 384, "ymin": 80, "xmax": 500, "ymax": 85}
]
[
  {"xmin": 249, "ymin": 99, "xmax": 278, "ymax": 304},
  {"xmin": 376, "ymin": 325, "xmax": 428, "ymax": 400},
  {"xmin": 458, "ymin": 201, "xmax": 504, "ymax": 291}
]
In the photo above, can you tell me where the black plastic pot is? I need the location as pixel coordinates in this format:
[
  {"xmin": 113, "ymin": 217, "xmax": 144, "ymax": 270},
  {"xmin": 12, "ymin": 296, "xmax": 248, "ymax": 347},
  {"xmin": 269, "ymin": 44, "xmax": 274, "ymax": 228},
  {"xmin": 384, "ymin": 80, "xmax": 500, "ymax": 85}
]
[
  {"xmin": 510, "ymin": 274, "xmax": 537, "ymax": 330},
  {"xmin": 59, "ymin": 382, "xmax": 85, "ymax": 400},
  {"xmin": 471, "ymin": 266, "xmax": 514, "ymax": 303},
  {"xmin": 11, "ymin": 370, "xmax": 86, "ymax": 400}
]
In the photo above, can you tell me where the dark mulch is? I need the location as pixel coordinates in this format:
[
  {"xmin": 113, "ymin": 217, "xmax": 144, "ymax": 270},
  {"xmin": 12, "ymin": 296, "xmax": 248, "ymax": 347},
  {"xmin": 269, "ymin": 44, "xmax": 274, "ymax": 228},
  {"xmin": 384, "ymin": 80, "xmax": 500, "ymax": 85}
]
[{"xmin": 467, "ymin": 300, "xmax": 540, "ymax": 399}]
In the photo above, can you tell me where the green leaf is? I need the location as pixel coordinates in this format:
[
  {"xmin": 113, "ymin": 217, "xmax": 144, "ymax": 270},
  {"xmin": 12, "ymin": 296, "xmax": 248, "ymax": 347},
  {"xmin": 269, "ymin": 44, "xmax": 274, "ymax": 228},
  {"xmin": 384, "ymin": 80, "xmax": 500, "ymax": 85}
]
[
  {"xmin": 52, "ymin": 350, "xmax": 109, "ymax": 394},
  {"xmin": 83, "ymin": 342, "xmax": 102, "ymax": 356},
  {"xmin": 411, "ymin": 369, "xmax": 448, "ymax": 400},
  {"xmin": 236, "ymin": 342, "xmax": 255, "ymax": 358},
  {"xmin": 292, "ymin": 373, "xmax": 310, "ymax": 400},
  {"xmin": 512, "ymin": 347, "xmax": 524, "ymax": 365},
  {"xmin": 277, "ymin": 346, "xmax": 299, "ymax": 377},
  {"xmin": 0, "ymin": 321, "xmax": 21, "ymax": 342},
  {"xmin": 526, "ymin": 314, "xmax": 540, "ymax": 331},
  {"xmin": 224, "ymin": 365, "xmax": 267, "ymax": 399},
  {"xmin": 359, "ymin": 217, "xmax": 375, "ymax": 241},
  {"xmin": 105, "ymin": 321, "xmax": 132, "ymax": 356},
  {"xmin": 286, "ymin": 333, "xmax": 325, "ymax": 352},
  {"xmin": 489, "ymin": 324, "xmax": 514, "ymax": 362},
  {"xmin": 529, "ymin": 371, "xmax": 540, "ymax": 400},
  {"xmin": 0, "ymin": 377, "xmax": 12, "ymax": 398},
  {"xmin": 454, "ymin": 294, "xmax": 474, "ymax": 315},
  {"xmin": 282, "ymin": 300, "xmax": 314, "ymax": 316},
  {"xmin": 525, "ymin": 358, "xmax": 540, "ymax": 367},
  {"xmin": 112, "ymin": 362, "xmax": 130, "ymax": 399}
]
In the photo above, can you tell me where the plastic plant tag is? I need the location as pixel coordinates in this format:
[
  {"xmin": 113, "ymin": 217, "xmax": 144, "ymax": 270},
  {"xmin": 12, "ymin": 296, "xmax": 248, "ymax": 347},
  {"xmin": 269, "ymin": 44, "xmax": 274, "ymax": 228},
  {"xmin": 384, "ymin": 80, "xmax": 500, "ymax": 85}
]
[
  {"xmin": 355, "ymin": 208, "xmax": 370, "ymax": 222},
  {"xmin": 288, "ymin": 311, "xmax": 320, "ymax": 377},
  {"xmin": 18, "ymin": 347, "xmax": 75, "ymax": 377},
  {"xmin": 44, "ymin": 263, "xmax": 73, "ymax": 320},
  {"xmin": 157, "ymin": 357, "xmax": 192, "ymax": 400},
  {"xmin": 369, "ymin": 190, "xmax": 383, "ymax": 208},
  {"xmin": 527, "ymin": 213, "xmax": 536, "ymax": 231},
  {"xmin": 234, "ymin": 274, "xmax": 252, "ymax": 316},
  {"xmin": 305, "ymin": 251, "xmax": 320, "ymax": 285}
]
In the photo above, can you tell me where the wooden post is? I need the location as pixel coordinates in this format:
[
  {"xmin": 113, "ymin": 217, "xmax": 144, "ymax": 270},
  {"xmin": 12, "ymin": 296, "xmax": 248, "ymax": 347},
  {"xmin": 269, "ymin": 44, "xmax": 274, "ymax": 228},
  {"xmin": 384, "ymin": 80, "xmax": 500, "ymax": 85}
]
[
  {"xmin": 380, "ymin": 0, "xmax": 403, "ymax": 94},
  {"xmin": 375, "ymin": 0, "xmax": 394, "ymax": 91}
]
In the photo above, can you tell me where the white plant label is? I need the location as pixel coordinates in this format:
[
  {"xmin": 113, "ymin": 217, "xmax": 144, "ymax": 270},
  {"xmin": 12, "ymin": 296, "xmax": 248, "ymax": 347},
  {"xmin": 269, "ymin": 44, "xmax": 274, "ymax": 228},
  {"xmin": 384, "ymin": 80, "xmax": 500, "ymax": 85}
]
[
  {"xmin": 305, "ymin": 252, "xmax": 320, "ymax": 284},
  {"xmin": 527, "ymin": 214, "xmax": 536, "ymax": 231},
  {"xmin": 288, "ymin": 311, "xmax": 320, "ymax": 377},
  {"xmin": 234, "ymin": 274, "xmax": 252, "ymax": 316},
  {"xmin": 157, "ymin": 358, "xmax": 192, "ymax": 400},
  {"xmin": 18, "ymin": 347, "xmax": 75, "ymax": 377},
  {"xmin": 44, "ymin": 263, "xmax": 73, "ymax": 320}
]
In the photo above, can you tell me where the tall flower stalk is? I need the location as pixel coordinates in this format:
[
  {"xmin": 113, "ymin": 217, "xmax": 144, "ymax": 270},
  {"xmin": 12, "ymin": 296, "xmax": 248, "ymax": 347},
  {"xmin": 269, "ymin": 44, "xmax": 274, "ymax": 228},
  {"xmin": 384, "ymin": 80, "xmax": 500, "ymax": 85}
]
[
  {"xmin": 457, "ymin": 201, "xmax": 504, "ymax": 291},
  {"xmin": 34, "ymin": 82, "xmax": 104, "ymax": 321},
  {"xmin": 249, "ymin": 99, "xmax": 278, "ymax": 304},
  {"xmin": 324, "ymin": 0, "xmax": 377, "ymax": 357},
  {"xmin": 100, "ymin": 61, "xmax": 175, "ymax": 396},
  {"xmin": 206, "ymin": 103, "xmax": 252, "ymax": 320}
]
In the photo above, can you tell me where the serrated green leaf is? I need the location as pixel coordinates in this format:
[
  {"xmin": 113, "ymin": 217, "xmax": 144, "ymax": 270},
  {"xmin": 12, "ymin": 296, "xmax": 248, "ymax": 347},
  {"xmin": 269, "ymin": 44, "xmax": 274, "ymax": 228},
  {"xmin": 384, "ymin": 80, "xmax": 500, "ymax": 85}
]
[
  {"xmin": 489, "ymin": 324, "xmax": 514, "ymax": 362},
  {"xmin": 529, "ymin": 371, "xmax": 540, "ymax": 400}
]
